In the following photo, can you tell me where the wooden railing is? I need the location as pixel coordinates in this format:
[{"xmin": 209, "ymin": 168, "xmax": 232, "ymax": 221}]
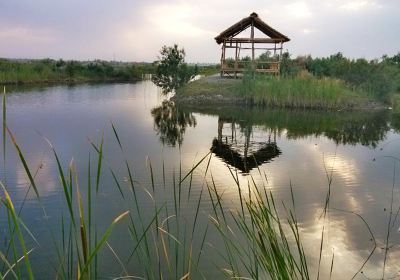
[{"xmin": 221, "ymin": 60, "xmax": 280, "ymax": 74}]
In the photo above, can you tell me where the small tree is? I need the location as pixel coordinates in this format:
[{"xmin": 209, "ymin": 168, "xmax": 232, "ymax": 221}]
[{"xmin": 152, "ymin": 44, "xmax": 196, "ymax": 94}]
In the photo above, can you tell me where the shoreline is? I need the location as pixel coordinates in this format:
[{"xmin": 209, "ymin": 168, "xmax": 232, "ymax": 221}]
[
  {"xmin": 171, "ymin": 94, "xmax": 387, "ymax": 110},
  {"xmin": 0, "ymin": 77, "xmax": 141, "ymax": 86}
]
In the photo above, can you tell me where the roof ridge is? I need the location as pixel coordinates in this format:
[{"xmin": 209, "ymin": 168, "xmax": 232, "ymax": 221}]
[{"xmin": 214, "ymin": 13, "xmax": 290, "ymax": 44}]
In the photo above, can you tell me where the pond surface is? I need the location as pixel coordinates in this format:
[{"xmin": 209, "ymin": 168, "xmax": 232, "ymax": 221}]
[{"xmin": 1, "ymin": 81, "xmax": 400, "ymax": 279}]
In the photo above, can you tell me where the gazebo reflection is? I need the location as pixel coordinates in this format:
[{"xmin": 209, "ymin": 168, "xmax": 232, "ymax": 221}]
[
  {"xmin": 150, "ymin": 102, "xmax": 392, "ymax": 174},
  {"xmin": 211, "ymin": 117, "xmax": 281, "ymax": 173}
]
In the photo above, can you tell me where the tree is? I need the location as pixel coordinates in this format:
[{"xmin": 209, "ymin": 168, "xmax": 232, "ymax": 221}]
[{"xmin": 152, "ymin": 44, "xmax": 197, "ymax": 94}]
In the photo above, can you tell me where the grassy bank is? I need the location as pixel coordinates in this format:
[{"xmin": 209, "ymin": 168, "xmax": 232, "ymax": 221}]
[
  {"xmin": 176, "ymin": 52, "xmax": 400, "ymax": 109},
  {"xmin": 0, "ymin": 58, "xmax": 155, "ymax": 85},
  {"xmin": 176, "ymin": 73, "xmax": 380, "ymax": 109}
]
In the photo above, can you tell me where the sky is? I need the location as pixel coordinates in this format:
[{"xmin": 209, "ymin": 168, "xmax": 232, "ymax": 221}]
[{"xmin": 0, "ymin": 0, "xmax": 399, "ymax": 63}]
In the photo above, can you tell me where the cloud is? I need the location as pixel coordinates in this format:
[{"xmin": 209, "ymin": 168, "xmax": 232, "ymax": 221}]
[
  {"xmin": 302, "ymin": 28, "xmax": 316, "ymax": 34},
  {"xmin": 285, "ymin": 1, "xmax": 312, "ymax": 18},
  {"xmin": 146, "ymin": 4, "xmax": 214, "ymax": 37},
  {"xmin": 0, "ymin": 0, "xmax": 399, "ymax": 61},
  {"xmin": 340, "ymin": 0, "xmax": 379, "ymax": 11},
  {"xmin": 0, "ymin": 25, "xmax": 56, "ymax": 43}
]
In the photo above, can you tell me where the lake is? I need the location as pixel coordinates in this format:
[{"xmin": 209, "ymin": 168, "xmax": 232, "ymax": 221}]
[{"xmin": 1, "ymin": 81, "xmax": 400, "ymax": 279}]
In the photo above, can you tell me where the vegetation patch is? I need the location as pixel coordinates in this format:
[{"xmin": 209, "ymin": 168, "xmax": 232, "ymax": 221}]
[
  {"xmin": 0, "ymin": 58, "xmax": 155, "ymax": 85},
  {"xmin": 240, "ymin": 73, "xmax": 365, "ymax": 109},
  {"xmin": 304, "ymin": 52, "xmax": 400, "ymax": 103},
  {"xmin": 176, "ymin": 73, "xmax": 380, "ymax": 109},
  {"xmin": 176, "ymin": 52, "xmax": 400, "ymax": 110}
]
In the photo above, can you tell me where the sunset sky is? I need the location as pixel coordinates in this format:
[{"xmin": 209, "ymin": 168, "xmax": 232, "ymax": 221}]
[{"xmin": 1, "ymin": 0, "xmax": 399, "ymax": 62}]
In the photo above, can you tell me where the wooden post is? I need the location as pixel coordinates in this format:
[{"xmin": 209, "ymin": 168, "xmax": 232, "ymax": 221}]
[
  {"xmin": 251, "ymin": 19, "xmax": 255, "ymax": 68},
  {"xmin": 231, "ymin": 122, "xmax": 235, "ymax": 143},
  {"xmin": 244, "ymin": 124, "xmax": 251, "ymax": 172},
  {"xmin": 278, "ymin": 42, "xmax": 283, "ymax": 75},
  {"xmin": 218, "ymin": 118, "xmax": 223, "ymax": 142},
  {"xmin": 234, "ymin": 41, "xmax": 238, "ymax": 78},
  {"xmin": 221, "ymin": 40, "xmax": 226, "ymax": 77}
]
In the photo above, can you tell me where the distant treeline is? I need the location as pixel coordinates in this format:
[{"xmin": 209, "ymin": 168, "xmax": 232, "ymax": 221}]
[
  {"xmin": 0, "ymin": 58, "xmax": 156, "ymax": 84},
  {"xmin": 280, "ymin": 52, "xmax": 400, "ymax": 102},
  {"xmin": 0, "ymin": 58, "xmax": 219, "ymax": 85}
]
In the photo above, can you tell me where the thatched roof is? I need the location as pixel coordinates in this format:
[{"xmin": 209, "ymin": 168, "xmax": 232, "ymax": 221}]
[{"xmin": 215, "ymin": 12, "xmax": 290, "ymax": 44}]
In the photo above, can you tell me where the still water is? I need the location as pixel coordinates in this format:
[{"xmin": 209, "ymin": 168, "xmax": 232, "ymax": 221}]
[{"xmin": 1, "ymin": 81, "xmax": 400, "ymax": 279}]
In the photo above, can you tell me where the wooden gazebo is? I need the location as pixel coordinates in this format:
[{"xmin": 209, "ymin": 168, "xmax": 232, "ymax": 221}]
[{"xmin": 215, "ymin": 12, "xmax": 290, "ymax": 77}]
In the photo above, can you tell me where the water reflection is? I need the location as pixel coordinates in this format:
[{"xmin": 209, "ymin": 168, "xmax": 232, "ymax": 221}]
[
  {"xmin": 178, "ymin": 105, "xmax": 393, "ymax": 147},
  {"xmin": 3, "ymin": 82, "xmax": 400, "ymax": 278},
  {"xmin": 152, "ymin": 103, "xmax": 395, "ymax": 173},
  {"xmin": 211, "ymin": 117, "xmax": 281, "ymax": 173},
  {"xmin": 150, "ymin": 100, "xmax": 196, "ymax": 147}
]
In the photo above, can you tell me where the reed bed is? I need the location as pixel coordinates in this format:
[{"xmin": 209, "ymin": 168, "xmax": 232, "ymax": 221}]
[
  {"xmin": 240, "ymin": 73, "xmax": 364, "ymax": 109},
  {"xmin": 177, "ymin": 72, "xmax": 376, "ymax": 109}
]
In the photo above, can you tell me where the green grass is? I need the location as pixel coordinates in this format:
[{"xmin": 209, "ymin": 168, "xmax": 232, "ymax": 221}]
[
  {"xmin": 240, "ymin": 74, "xmax": 368, "ymax": 109},
  {"xmin": 177, "ymin": 75, "xmax": 242, "ymax": 96},
  {"xmin": 177, "ymin": 72, "xmax": 379, "ymax": 109},
  {"xmin": 196, "ymin": 65, "xmax": 219, "ymax": 76}
]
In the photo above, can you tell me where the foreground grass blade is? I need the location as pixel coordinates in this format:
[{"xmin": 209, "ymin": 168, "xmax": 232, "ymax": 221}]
[
  {"xmin": 79, "ymin": 211, "xmax": 129, "ymax": 278},
  {"xmin": 6, "ymin": 127, "xmax": 42, "ymax": 204},
  {"xmin": 2, "ymin": 87, "xmax": 6, "ymax": 171},
  {"xmin": 0, "ymin": 182, "xmax": 34, "ymax": 280},
  {"xmin": 43, "ymin": 137, "xmax": 76, "ymax": 226},
  {"xmin": 111, "ymin": 122, "xmax": 123, "ymax": 151},
  {"xmin": 0, "ymin": 248, "xmax": 34, "ymax": 279},
  {"xmin": 76, "ymin": 167, "xmax": 89, "ymax": 266},
  {"xmin": 180, "ymin": 152, "xmax": 211, "ymax": 184},
  {"xmin": 95, "ymin": 135, "xmax": 104, "ymax": 193}
]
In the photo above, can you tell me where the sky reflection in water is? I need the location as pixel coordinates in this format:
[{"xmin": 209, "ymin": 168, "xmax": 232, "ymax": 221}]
[{"xmin": 1, "ymin": 81, "xmax": 400, "ymax": 279}]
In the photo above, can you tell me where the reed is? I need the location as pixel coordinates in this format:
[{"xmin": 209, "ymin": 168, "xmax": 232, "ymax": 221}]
[
  {"xmin": 177, "ymin": 72, "xmax": 376, "ymax": 109},
  {"xmin": 239, "ymin": 73, "xmax": 366, "ymax": 109},
  {"xmin": 208, "ymin": 170, "xmax": 310, "ymax": 279}
]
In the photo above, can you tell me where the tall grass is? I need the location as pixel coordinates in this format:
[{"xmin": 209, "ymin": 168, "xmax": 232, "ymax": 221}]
[
  {"xmin": 240, "ymin": 72, "xmax": 366, "ymax": 109},
  {"xmin": 177, "ymin": 71, "xmax": 375, "ymax": 109},
  {"xmin": 210, "ymin": 176, "xmax": 310, "ymax": 279}
]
